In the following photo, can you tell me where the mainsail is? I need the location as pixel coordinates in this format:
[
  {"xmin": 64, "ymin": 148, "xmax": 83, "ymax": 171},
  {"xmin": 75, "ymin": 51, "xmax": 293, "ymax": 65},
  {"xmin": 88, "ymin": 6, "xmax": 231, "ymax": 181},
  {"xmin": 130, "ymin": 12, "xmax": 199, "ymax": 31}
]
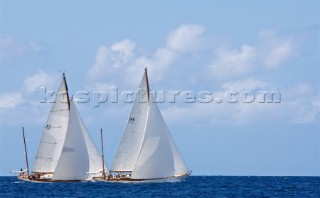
[
  {"xmin": 112, "ymin": 69, "xmax": 189, "ymax": 180},
  {"xmin": 32, "ymin": 75, "xmax": 69, "ymax": 173},
  {"xmin": 111, "ymin": 72, "xmax": 149, "ymax": 172}
]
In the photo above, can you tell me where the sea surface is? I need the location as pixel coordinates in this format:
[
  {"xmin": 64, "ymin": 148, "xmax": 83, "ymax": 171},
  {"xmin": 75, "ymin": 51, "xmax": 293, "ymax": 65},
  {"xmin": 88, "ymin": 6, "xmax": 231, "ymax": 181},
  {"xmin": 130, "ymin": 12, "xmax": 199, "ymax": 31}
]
[{"xmin": 0, "ymin": 176, "xmax": 319, "ymax": 197}]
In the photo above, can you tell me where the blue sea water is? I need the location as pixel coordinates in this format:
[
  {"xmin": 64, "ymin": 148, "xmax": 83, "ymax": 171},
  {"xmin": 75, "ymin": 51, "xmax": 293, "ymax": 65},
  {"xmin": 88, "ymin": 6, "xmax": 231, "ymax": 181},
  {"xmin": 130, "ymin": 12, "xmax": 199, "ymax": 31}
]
[{"xmin": 0, "ymin": 176, "xmax": 319, "ymax": 197}]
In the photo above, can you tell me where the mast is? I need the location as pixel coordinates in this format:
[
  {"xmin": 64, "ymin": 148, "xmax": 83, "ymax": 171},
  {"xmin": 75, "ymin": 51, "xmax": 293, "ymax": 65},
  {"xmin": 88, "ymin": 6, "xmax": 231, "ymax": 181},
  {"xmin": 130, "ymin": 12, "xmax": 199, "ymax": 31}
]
[
  {"xmin": 62, "ymin": 73, "xmax": 70, "ymax": 111},
  {"xmin": 145, "ymin": 68, "xmax": 150, "ymax": 101},
  {"xmin": 22, "ymin": 127, "xmax": 30, "ymax": 177},
  {"xmin": 100, "ymin": 128, "xmax": 106, "ymax": 179}
]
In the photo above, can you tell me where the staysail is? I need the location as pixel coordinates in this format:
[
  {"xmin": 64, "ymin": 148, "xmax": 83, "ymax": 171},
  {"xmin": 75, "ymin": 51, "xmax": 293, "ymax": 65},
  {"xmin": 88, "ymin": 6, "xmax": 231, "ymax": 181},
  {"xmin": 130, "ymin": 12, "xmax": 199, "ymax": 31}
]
[{"xmin": 32, "ymin": 75, "xmax": 69, "ymax": 173}]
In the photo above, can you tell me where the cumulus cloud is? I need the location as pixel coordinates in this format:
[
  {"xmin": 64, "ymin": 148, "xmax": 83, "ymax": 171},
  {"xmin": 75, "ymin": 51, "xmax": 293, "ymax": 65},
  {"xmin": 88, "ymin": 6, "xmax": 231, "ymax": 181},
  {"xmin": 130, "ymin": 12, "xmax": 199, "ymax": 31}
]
[
  {"xmin": 87, "ymin": 39, "xmax": 136, "ymax": 79},
  {"xmin": 207, "ymin": 30, "xmax": 295, "ymax": 80},
  {"xmin": 0, "ymin": 70, "xmax": 56, "ymax": 109},
  {"xmin": 166, "ymin": 24, "xmax": 205, "ymax": 53},
  {"xmin": 87, "ymin": 24, "xmax": 206, "ymax": 85},
  {"xmin": 83, "ymin": 24, "xmax": 311, "ymax": 126},
  {"xmin": 23, "ymin": 70, "xmax": 56, "ymax": 94},
  {"xmin": 209, "ymin": 44, "xmax": 256, "ymax": 79},
  {"xmin": 222, "ymin": 78, "xmax": 269, "ymax": 91},
  {"xmin": 0, "ymin": 92, "xmax": 24, "ymax": 109},
  {"xmin": 162, "ymin": 80, "xmax": 319, "ymax": 126},
  {"xmin": 258, "ymin": 31, "xmax": 294, "ymax": 69},
  {"xmin": 110, "ymin": 39, "xmax": 135, "ymax": 62},
  {"xmin": 0, "ymin": 70, "xmax": 59, "ymax": 126},
  {"xmin": 124, "ymin": 47, "xmax": 176, "ymax": 85}
]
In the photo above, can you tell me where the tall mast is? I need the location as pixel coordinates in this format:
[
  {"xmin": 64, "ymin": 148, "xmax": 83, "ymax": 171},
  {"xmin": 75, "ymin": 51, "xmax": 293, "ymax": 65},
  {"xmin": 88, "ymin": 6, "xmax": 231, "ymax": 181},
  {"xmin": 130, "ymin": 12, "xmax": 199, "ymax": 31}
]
[
  {"xmin": 145, "ymin": 67, "xmax": 150, "ymax": 101},
  {"xmin": 100, "ymin": 128, "xmax": 106, "ymax": 179},
  {"xmin": 22, "ymin": 127, "xmax": 30, "ymax": 177},
  {"xmin": 63, "ymin": 73, "xmax": 70, "ymax": 111}
]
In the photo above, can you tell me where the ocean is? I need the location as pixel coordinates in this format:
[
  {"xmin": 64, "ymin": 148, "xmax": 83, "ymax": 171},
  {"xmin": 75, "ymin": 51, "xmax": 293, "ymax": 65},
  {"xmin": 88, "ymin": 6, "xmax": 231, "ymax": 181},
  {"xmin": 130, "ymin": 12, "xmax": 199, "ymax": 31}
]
[{"xmin": 1, "ymin": 176, "xmax": 319, "ymax": 197}]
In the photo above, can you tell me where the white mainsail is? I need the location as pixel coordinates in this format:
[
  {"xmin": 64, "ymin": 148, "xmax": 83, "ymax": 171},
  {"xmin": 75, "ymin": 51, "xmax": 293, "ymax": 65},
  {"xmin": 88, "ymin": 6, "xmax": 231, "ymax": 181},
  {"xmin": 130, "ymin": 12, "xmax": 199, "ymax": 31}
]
[
  {"xmin": 111, "ymin": 73, "xmax": 149, "ymax": 172},
  {"xmin": 32, "ymin": 76, "xmax": 69, "ymax": 173},
  {"xmin": 113, "ymin": 69, "xmax": 189, "ymax": 180}
]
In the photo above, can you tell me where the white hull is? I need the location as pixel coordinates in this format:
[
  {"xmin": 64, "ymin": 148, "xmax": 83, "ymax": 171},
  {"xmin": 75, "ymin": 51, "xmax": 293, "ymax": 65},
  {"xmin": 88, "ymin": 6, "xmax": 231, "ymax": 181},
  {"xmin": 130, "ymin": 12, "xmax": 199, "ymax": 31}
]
[{"xmin": 18, "ymin": 176, "xmax": 47, "ymax": 183}]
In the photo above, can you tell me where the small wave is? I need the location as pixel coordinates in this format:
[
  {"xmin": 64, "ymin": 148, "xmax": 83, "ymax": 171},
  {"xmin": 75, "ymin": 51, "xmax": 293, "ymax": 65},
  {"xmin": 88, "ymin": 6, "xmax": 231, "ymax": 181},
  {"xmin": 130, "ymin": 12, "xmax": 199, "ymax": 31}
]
[{"xmin": 12, "ymin": 181, "xmax": 24, "ymax": 184}]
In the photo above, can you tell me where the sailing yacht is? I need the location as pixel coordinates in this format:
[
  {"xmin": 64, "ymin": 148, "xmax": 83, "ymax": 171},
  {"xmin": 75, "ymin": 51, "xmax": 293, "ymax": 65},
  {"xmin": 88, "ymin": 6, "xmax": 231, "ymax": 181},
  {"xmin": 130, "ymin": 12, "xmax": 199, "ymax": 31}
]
[
  {"xmin": 110, "ymin": 68, "xmax": 190, "ymax": 182},
  {"xmin": 18, "ymin": 74, "xmax": 108, "ymax": 182}
]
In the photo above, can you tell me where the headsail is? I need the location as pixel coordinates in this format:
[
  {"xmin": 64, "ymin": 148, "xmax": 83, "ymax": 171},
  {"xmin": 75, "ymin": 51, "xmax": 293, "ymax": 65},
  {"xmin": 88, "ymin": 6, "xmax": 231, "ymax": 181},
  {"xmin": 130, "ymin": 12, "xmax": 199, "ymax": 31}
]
[
  {"xmin": 32, "ymin": 74, "xmax": 69, "ymax": 173},
  {"xmin": 131, "ymin": 94, "xmax": 175, "ymax": 179},
  {"xmin": 52, "ymin": 100, "xmax": 89, "ymax": 180},
  {"xmin": 131, "ymin": 93, "xmax": 189, "ymax": 179},
  {"xmin": 79, "ymin": 108, "xmax": 109, "ymax": 177}
]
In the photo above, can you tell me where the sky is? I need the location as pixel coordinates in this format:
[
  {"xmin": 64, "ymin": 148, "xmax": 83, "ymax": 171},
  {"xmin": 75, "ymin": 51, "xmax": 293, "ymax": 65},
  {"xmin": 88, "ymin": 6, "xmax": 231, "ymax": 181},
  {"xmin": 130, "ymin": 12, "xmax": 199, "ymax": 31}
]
[{"xmin": 0, "ymin": 0, "xmax": 319, "ymax": 176}]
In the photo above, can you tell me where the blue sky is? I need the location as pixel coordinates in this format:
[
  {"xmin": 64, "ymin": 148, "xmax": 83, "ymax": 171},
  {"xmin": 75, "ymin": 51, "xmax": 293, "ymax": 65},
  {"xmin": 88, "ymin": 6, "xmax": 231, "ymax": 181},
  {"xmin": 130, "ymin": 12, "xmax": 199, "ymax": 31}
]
[{"xmin": 0, "ymin": 1, "xmax": 319, "ymax": 176}]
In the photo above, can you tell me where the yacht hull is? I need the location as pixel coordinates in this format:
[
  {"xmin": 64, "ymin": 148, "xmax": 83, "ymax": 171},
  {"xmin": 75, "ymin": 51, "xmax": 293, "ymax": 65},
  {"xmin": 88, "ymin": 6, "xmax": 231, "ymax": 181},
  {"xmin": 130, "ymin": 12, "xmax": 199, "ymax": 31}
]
[
  {"xmin": 95, "ymin": 173, "xmax": 190, "ymax": 183},
  {"xmin": 18, "ymin": 176, "xmax": 84, "ymax": 183}
]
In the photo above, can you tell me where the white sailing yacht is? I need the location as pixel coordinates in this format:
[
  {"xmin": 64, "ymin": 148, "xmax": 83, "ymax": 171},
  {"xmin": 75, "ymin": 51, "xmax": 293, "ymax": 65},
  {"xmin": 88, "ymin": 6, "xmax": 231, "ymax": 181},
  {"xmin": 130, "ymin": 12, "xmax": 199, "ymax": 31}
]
[
  {"xmin": 110, "ymin": 68, "xmax": 190, "ymax": 182},
  {"xmin": 19, "ymin": 74, "xmax": 108, "ymax": 182}
]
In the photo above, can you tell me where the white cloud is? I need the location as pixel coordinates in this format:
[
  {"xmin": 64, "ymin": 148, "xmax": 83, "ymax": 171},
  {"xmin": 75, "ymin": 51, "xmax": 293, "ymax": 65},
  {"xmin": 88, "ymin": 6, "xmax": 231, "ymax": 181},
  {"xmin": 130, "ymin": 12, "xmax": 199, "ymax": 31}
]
[
  {"xmin": 110, "ymin": 39, "xmax": 135, "ymax": 62},
  {"xmin": 207, "ymin": 31, "xmax": 295, "ymax": 79},
  {"xmin": 209, "ymin": 44, "xmax": 257, "ymax": 79},
  {"xmin": 124, "ymin": 47, "xmax": 176, "ymax": 85},
  {"xmin": 259, "ymin": 31, "xmax": 294, "ymax": 69},
  {"xmin": 88, "ymin": 45, "xmax": 110, "ymax": 78},
  {"xmin": 0, "ymin": 70, "xmax": 55, "ymax": 110},
  {"xmin": 88, "ymin": 39, "xmax": 136, "ymax": 79},
  {"xmin": 166, "ymin": 24, "xmax": 205, "ymax": 53},
  {"xmin": 0, "ymin": 70, "xmax": 58, "ymax": 127},
  {"xmin": 85, "ymin": 82, "xmax": 117, "ymax": 92},
  {"xmin": 87, "ymin": 24, "xmax": 206, "ymax": 85},
  {"xmin": 83, "ymin": 25, "xmax": 312, "ymax": 126},
  {"xmin": 222, "ymin": 78, "xmax": 269, "ymax": 91},
  {"xmin": 0, "ymin": 92, "xmax": 24, "ymax": 109},
  {"xmin": 23, "ymin": 70, "xmax": 56, "ymax": 94},
  {"xmin": 162, "ymin": 80, "xmax": 319, "ymax": 126}
]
